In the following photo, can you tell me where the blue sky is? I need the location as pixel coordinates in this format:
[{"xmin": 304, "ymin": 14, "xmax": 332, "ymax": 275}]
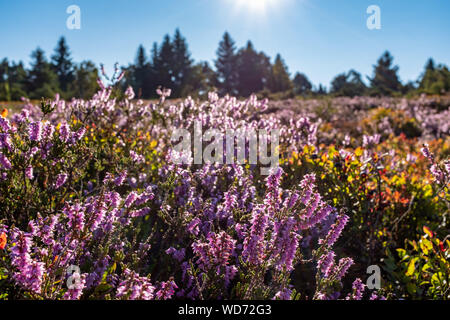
[{"xmin": 1, "ymin": 0, "xmax": 449, "ymax": 88}]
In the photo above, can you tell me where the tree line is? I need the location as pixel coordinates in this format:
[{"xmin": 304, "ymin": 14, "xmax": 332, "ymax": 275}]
[{"xmin": 1, "ymin": 30, "xmax": 449, "ymax": 101}]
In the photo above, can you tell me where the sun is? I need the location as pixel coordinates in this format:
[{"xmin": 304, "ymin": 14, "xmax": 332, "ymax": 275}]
[{"xmin": 232, "ymin": 0, "xmax": 280, "ymax": 15}]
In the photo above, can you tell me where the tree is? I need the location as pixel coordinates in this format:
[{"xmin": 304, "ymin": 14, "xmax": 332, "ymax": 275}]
[
  {"xmin": 51, "ymin": 37, "xmax": 74, "ymax": 94},
  {"xmin": 215, "ymin": 32, "xmax": 238, "ymax": 96},
  {"xmin": 236, "ymin": 41, "xmax": 272, "ymax": 97},
  {"xmin": 27, "ymin": 47, "xmax": 60, "ymax": 99},
  {"xmin": 268, "ymin": 54, "xmax": 293, "ymax": 93},
  {"xmin": 330, "ymin": 69, "xmax": 367, "ymax": 97},
  {"xmin": 70, "ymin": 61, "xmax": 99, "ymax": 99},
  {"xmin": 171, "ymin": 29, "xmax": 193, "ymax": 97},
  {"xmin": 0, "ymin": 59, "xmax": 11, "ymax": 101},
  {"xmin": 369, "ymin": 51, "xmax": 402, "ymax": 96},
  {"xmin": 129, "ymin": 45, "xmax": 150, "ymax": 98},
  {"xmin": 292, "ymin": 72, "xmax": 312, "ymax": 96},
  {"xmin": 153, "ymin": 35, "xmax": 175, "ymax": 92},
  {"xmin": 183, "ymin": 61, "xmax": 216, "ymax": 97},
  {"xmin": 315, "ymin": 84, "xmax": 327, "ymax": 96},
  {"xmin": 419, "ymin": 58, "xmax": 450, "ymax": 95}
]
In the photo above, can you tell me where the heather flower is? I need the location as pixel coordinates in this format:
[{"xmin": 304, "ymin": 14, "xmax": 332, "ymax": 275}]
[
  {"xmin": 334, "ymin": 257, "xmax": 354, "ymax": 280},
  {"xmin": 155, "ymin": 280, "xmax": 178, "ymax": 300},
  {"xmin": 73, "ymin": 127, "xmax": 86, "ymax": 141},
  {"xmin": 271, "ymin": 217, "xmax": 299, "ymax": 271},
  {"xmin": 114, "ymin": 170, "xmax": 128, "ymax": 186},
  {"xmin": 243, "ymin": 205, "xmax": 268, "ymax": 265},
  {"xmin": 55, "ymin": 173, "xmax": 68, "ymax": 189},
  {"xmin": 187, "ymin": 218, "xmax": 201, "ymax": 235},
  {"xmin": 370, "ymin": 292, "xmax": 386, "ymax": 300},
  {"xmin": 25, "ymin": 166, "xmax": 34, "ymax": 180},
  {"xmin": 0, "ymin": 153, "xmax": 12, "ymax": 170},
  {"xmin": 346, "ymin": 278, "xmax": 365, "ymax": 300},
  {"xmin": 421, "ymin": 143, "xmax": 433, "ymax": 162},
  {"xmin": 192, "ymin": 231, "xmax": 237, "ymax": 286},
  {"xmin": 0, "ymin": 133, "xmax": 12, "ymax": 151},
  {"xmin": 65, "ymin": 203, "xmax": 85, "ymax": 235},
  {"xmin": 317, "ymin": 251, "xmax": 335, "ymax": 277},
  {"xmin": 125, "ymin": 86, "xmax": 135, "ymax": 100},
  {"xmin": 319, "ymin": 213, "xmax": 349, "ymax": 247},
  {"xmin": 59, "ymin": 121, "xmax": 71, "ymax": 142},
  {"xmin": 42, "ymin": 121, "xmax": 55, "ymax": 140},
  {"xmin": 166, "ymin": 247, "xmax": 186, "ymax": 262},
  {"xmin": 116, "ymin": 269, "xmax": 155, "ymax": 300},
  {"xmin": 273, "ymin": 288, "xmax": 292, "ymax": 300},
  {"xmin": 63, "ymin": 272, "xmax": 86, "ymax": 300},
  {"xmin": 28, "ymin": 121, "xmax": 43, "ymax": 142},
  {"xmin": 124, "ymin": 191, "xmax": 138, "ymax": 208}
]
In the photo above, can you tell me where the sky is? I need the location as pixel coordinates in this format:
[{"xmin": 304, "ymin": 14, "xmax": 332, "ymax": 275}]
[{"xmin": 0, "ymin": 0, "xmax": 449, "ymax": 88}]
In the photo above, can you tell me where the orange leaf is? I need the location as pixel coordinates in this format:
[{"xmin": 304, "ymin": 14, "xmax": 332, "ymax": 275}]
[
  {"xmin": 0, "ymin": 232, "xmax": 7, "ymax": 250},
  {"xmin": 423, "ymin": 226, "xmax": 434, "ymax": 238}
]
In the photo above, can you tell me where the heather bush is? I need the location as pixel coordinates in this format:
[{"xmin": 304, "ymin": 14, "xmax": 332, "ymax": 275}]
[{"xmin": 0, "ymin": 81, "xmax": 448, "ymax": 300}]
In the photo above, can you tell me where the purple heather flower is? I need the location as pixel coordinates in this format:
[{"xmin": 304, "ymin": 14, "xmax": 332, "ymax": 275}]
[
  {"xmin": 243, "ymin": 205, "xmax": 268, "ymax": 265},
  {"xmin": 166, "ymin": 247, "xmax": 186, "ymax": 262},
  {"xmin": 59, "ymin": 122, "xmax": 71, "ymax": 143},
  {"xmin": 318, "ymin": 251, "xmax": 335, "ymax": 277},
  {"xmin": 187, "ymin": 218, "xmax": 201, "ymax": 236},
  {"xmin": 29, "ymin": 121, "xmax": 43, "ymax": 142},
  {"xmin": 155, "ymin": 280, "xmax": 178, "ymax": 300},
  {"xmin": 347, "ymin": 278, "xmax": 365, "ymax": 300},
  {"xmin": 320, "ymin": 213, "xmax": 349, "ymax": 247},
  {"xmin": 273, "ymin": 288, "xmax": 292, "ymax": 300},
  {"xmin": 55, "ymin": 173, "xmax": 68, "ymax": 189},
  {"xmin": 0, "ymin": 133, "xmax": 12, "ymax": 151},
  {"xmin": 73, "ymin": 127, "xmax": 86, "ymax": 141},
  {"xmin": 335, "ymin": 257, "xmax": 354, "ymax": 280},
  {"xmin": 0, "ymin": 153, "xmax": 12, "ymax": 170},
  {"xmin": 421, "ymin": 143, "xmax": 434, "ymax": 162},
  {"xmin": 124, "ymin": 191, "xmax": 138, "ymax": 208},
  {"xmin": 25, "ymin": 166, "xmax": 34, "ymax": 180},
  {"xmin": 114, "ymin": 170, "xmax": 128, "ymax": 186},
  {"xmin": 63, "ymin": 272, "xmax": 86, "ymax": 300}
]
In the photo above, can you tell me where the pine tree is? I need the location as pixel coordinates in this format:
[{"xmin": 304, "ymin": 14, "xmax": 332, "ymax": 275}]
[
  {"xmin": 330, "ymin": 69, "xmax": 366, "ymax": 97},
  {"xmin": 369, "ymin": 51, "xmax": 401, "ymax": 96},
  {"xmin": 51, "ymin": 37, "xmax": 74, "ymax": 93},
  {"xmin": 236, "ymin": 41, "xmax": 271, "ymax": 97},
  {"xmin": 131, "ymin": 45, "xmax": 150, "ymax": 98},
  {"xmin": 153, "ymin": 35, "xmax": 175, "ymax": 91},
  {"xmin": 215, "ymin": 32, "xmax": 238, "ymax": 95},
  {"xmin": 419, "ymin": 58, "xmax": 450, "ymax": 94},
  {"xmin": 27, "ymin": 47, "xmax": 60, "ymax": 99},
  {"xmin": 172, "ymin": 29, "xmax": 193, "ymax": 97},
  {"xmin": 71, "ymin": 61, "xmax": 99, "ymax": 99},
  {"xmin": 268, "ymin": 54, "xmax": 292, "ymax": 93},
  {"xmin": 293, "ymin": 72, "xmax": 312, "ymax": 95}
]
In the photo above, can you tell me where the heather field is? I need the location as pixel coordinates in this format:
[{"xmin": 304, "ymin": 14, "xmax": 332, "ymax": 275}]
[
  {"xmin": 0, "ymin": 84, "xmax": 448, "ymax": 300},
  {"xmin": 1, "ymin": 0, "xmax": 450, "ymax": 306}
]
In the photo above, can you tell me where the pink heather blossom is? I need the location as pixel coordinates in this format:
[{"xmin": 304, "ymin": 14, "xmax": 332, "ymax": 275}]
[
  {"xmin": 28, "ymin": 121, "xmax": 43, "ymax": 142},
  {"xmin": 0, "ymin": 153, "xmax": 12, "ymax": 170},
  {"xmin": 55, "ymin": 173, "xmax": 68, "ymax": 189},
  {"xmin": 25, "ymin": 166, "xmax": 34, "ymax": 179},
  {"xmin": 155, "ymin": 280, "xmax": 178, "ymax": 300}
]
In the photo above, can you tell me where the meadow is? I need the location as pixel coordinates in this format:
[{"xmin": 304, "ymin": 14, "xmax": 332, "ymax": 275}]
[{"xmin": 0, "ymin": 82, "xmax": 448, "ymax": 300}]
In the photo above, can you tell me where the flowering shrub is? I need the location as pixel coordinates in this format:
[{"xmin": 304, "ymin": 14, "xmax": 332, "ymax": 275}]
[{"xmin": 0, "ymin": 82, "xmax": 448, "ymax": 300}]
